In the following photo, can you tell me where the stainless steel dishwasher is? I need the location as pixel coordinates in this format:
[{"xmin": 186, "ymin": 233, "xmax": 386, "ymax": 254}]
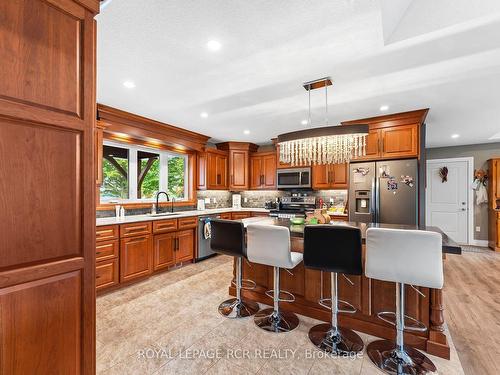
[{"xmin": 196, "ymin": 214, "xmax": 220, "ymax": 261}]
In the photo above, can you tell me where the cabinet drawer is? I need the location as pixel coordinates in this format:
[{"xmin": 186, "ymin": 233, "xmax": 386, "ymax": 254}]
[
  {"xmin": 96, "ymin": 258, "xmax": 119, "ymax": 291},
  {"xmin": 220, "ymin": 212, "xmax": 232, "ymax": 220},
  {"xmin": 153, "ymin": 219, "xmax": 178, "ymax": 234},
  {"xmin": 96, "ymin": 239, "xmax": 119, "ymax": 261},
  {"xmin": 178, "ymin": 216, "xmax": 197, "ymax": 229},
  {"xmin": 252, "ymin": 212, "xmax": 269, "ymax": 217},
  {"xmin": 120, "ymin": 222, "xmax": 152, "ymax": 237},
  {"xmin": 232, "ymin": 212, "xmax": 251, "ymax": 220},
  {"xmin": 96, "ymin": 225, "xmax": 118, "ymax": 242}
]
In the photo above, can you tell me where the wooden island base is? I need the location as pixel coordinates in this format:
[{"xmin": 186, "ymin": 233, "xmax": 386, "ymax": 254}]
[{"xmin": 228, "ymin": 239, "xmax": 451, "ymax": 360}]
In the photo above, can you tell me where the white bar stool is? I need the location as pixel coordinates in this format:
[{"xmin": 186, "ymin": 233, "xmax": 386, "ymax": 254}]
[
  {"xmin": 365, "ymin": 227, "xmax": 444, "ymax": 375},
  {"xmin": 246, "ymin": 224, "xmax": 303, "ymax": 333}
]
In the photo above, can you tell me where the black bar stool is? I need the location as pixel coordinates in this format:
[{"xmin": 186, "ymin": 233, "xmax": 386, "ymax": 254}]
[
  {"xmin": 303, "ymin": 224, "xmax": 364, "ymax": 355},
  {"xmin": 210, "ymin": 219, "xmax": 259, "ymax": 318}
]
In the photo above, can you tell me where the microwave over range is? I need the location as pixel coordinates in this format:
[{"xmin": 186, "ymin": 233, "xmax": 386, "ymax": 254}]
[{"xmin": 276, "ymin": 167, "xmax": 311, "ymax": 189}]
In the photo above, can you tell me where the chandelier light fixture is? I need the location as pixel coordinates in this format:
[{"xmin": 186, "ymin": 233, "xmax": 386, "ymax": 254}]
[{"xmin": 277, "ymin": 77, "xmax": 369, "ymax": 166}]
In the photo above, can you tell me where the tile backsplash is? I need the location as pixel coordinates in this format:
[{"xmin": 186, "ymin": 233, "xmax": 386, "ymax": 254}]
[{"xmin": 96, "ymin": 189, "xmax": 348, "ymax": 218}]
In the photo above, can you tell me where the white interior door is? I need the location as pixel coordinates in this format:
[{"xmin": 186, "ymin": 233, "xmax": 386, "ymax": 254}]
[{"xmin": 426, "ymin": 159, "xmax": 469, "ymax": 244}]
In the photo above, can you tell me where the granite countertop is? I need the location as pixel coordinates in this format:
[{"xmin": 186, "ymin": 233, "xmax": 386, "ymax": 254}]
[
  {"xmin": 240, "ymin": 217, "xmax": 462, "ymax": 255},
  {"xmin": 96, "ymin": 207, "xmax": 269, "ymax": 226}
]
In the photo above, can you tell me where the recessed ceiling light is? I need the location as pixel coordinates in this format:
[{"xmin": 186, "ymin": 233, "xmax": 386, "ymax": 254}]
[
  {"xmin": 451, "ymin": 134, "xmax": 460, "ymax": 139},
  {"xmin": 243, "ymin": 129, "xmax": 250, "ymax": 135},
  {"xmin": 123, "ymin": 80, "xmax": 135, "ymax": 88},
  {"xmin": 301, "ymin": 119, "xmax": 308, "ymax": 125},
  {"xmin": 200, "ymin": 112, "xmax": 208, "ymax": 118},
  {"xmin": 379, "ymin": 105, "xmax": 389, "ymax": 111},
  {"xmin": 206, "ymin": 40, "xmax": 222, "ymax": 51}
]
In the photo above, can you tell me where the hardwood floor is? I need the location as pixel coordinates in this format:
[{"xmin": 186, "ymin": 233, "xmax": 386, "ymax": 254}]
[{"xmin": 444, "ymin": 247, "xmax": 500, "ymax": 375}]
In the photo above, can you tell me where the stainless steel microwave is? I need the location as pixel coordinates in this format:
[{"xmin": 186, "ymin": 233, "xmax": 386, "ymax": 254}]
[{"xmin": 276, "ymin": 168, "xmax": 311, "ymax": 189}]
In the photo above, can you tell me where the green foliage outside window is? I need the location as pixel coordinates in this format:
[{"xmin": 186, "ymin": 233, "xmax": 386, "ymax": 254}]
[
  {"xmin": 140, "ymin": 157, "xmax": 160, "ymax": 198},
  {"xmin": 101, "ymin": 157, "xmax": 129, "ymax": 199},
  {"xmin": 168, "ymin": 156, "xmax": 185, "ymax": 199}
]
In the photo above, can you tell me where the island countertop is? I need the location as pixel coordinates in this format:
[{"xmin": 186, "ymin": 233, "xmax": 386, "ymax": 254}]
[{"xmin": 240, "ymin": 217, "xmax": 462, "ymax": 255}]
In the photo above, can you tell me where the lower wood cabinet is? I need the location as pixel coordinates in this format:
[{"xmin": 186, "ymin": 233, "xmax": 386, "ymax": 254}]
[
  {"xmin": 120, "ymin": 235, "xmax": 153, "ymax": 282},
  {"xmin": 153, "ymin": 229, "xmax": 195, "ymax": 269},
  {"xmin": 176, "ymin": 229, "xmax": 195, "ymax": 262},
  {"xmin": 153, "ymin": 232, "xmax": 176, "ymax": 270},
  {"xmin": 96, "ymin": 259, "xmax": 119, "ymax": 291},
  {"xmin": 231, "ymin": 212, "xmax": 251, "ymax": 220},
  {"xmin": 220, "ymin": 212, "xmax": 232, "ymax": 220}
]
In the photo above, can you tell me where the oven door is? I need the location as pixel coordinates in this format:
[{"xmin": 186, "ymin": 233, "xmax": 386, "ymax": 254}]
[{"xmin": 277, "ymin": 168, "xmax": 311, "ymax": 189}]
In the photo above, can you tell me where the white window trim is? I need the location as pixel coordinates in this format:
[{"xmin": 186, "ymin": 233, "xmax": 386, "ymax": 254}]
[{"xmin": 101, "ymin": 140, "xmax": 188, "ymax": 204}]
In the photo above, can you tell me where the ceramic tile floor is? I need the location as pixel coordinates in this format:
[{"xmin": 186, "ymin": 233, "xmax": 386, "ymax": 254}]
[{"xmin": 97, "ymin": 255, "xmax": 465, "ymax": 375}]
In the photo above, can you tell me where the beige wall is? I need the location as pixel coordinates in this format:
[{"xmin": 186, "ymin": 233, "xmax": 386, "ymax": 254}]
[{"xmin": 426, "ymin": 142, "xmax": 500, "ymax": 242}]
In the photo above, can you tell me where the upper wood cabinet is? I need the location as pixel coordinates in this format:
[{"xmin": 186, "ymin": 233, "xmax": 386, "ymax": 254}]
[
  {"xmin": 312, "ymin": 163, "xmax": 348, "ymax": 190},
  {"xmin": 197, "ymin": 149, "xmax": 228, "ymax": 190},
  {"xmin": 217, "ymin": 142, "xmax": 258, "ymax": 191},
  {"xmin": 250, "ymin": 152, "xmax": 277, "ymax": 190},
  {"xmin": 342, "ymin": 109, "xmax": 428, "ymax": 162}
]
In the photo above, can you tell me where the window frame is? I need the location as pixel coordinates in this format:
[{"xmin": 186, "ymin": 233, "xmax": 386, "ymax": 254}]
[{"xmin": 101, "ymin": 140, "xmax": 188, "ymax": 204}]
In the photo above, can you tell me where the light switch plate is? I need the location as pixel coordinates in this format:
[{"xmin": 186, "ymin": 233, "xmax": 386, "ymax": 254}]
[
  {"xmin": 213, "ymin": 198, "xmax": 217, "ymax": 203},
  {"xmin": 475, "ymin": 226, "xmax": 481, "ymax": 232},
  {"xmin": 204, "ymin": 197, "xmax": 211, "ymax": 204},
  {"xmin": 244, "ymin": 197, "xmax": 248, "ymax": 203}
]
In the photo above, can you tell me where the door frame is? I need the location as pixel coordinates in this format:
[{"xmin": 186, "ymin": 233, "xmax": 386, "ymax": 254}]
[{"xmin": 425, "ymin": 157, "xmax": 474, "ymax": 245}]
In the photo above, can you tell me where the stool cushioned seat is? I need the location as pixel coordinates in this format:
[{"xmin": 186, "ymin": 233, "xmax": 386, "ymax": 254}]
[
  {"xmin": 210, "ymin": 219, "xmax": 246, "ymax": 258},
  {"xmin": 247, "ymin": 224, "xmax": 303, "ymax": 269},
  {"xmin": 304, "ymin": 225, "xmax": 362, "ymax": 275},
  {"xmin": 365, "ymin": 228, "xmax": 443, "ymax": 289}
]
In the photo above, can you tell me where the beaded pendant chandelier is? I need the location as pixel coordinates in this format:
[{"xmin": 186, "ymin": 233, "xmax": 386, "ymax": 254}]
[{"xmin": 277, "ymin": 77, "xmax": 368, "ymax": 166}]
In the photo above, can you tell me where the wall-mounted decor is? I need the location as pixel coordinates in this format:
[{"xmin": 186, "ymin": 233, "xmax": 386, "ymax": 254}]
[{"xmin": 439, "ymin": 166, "xmax": 448, "ymax": 183}]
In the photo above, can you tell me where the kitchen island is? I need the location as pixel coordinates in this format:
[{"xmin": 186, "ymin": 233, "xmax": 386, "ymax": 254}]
[{"xmin": 230, "ymin": 218, "xmax": 461, "ymax": 359}]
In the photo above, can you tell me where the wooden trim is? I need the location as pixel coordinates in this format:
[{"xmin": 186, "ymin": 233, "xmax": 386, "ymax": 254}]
[
  {"xmin": 341, "ymin": 109, "xmax": 429, "ymax": 129},
  {"xmin": 216, "ymin": 141, "xmax": 258, "ymax": 152},
  {"xmin": 97, "ymin": 104, "xmax": 210, "ymax": 151},
  {"xmin": 96, "ymin": 200, "xmax": 196, "ymax": 211}
]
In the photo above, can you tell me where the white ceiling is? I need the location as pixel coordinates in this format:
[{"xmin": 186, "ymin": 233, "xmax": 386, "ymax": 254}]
[{"xmin": 97, "ymin": 0, "xmax": 500, "ymax": 148}]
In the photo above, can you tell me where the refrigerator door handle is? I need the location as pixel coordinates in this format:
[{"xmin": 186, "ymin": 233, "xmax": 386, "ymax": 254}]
[{"xmin": 371, "ymin": 177, "xmax": 376, "ymax": 222}]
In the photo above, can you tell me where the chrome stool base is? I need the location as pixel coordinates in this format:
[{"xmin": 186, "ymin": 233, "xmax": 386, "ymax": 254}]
[
  {"xmin": 218, "ymin": 298, "xmax": 259, "ymax": 318},
  {"xmin": 254, "ymin": 308, "xmax": 299, "ymax": 333},
  {"xmin": 308, "ymin": 323, "xmax": 364, "ymax": 355},
  {"xmin": 367, "ymin": 339, "xmax": 437, "ymax": 375}
]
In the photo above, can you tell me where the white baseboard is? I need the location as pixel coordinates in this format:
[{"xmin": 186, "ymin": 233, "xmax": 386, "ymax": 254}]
[{"xmin": 469, "ymin": 239, "xmax": 489, "ymax": 247}]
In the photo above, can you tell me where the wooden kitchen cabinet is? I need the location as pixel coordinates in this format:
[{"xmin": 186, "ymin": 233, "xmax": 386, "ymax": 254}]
[
  {"xmin": 250, "ymin": 152, "xmax": 276, "ymax": 189},
  {"xmin": 380, "ymin": 124, "xmax": 418, "ymax": 158},
  {"xmin": 231, "ymin": 212, "xmax": 251, "ymax": 220},
  {"xmin": 342, "ymin": 110, "xmax": 427, "ymax": 161},
  {"xmin": 96, "ymin": 259, "xmax": 119, "ymax": 291},
  {"xmin": 488, "ymin": 159, "xmax": 500, "ymax": 251},
  {"xmin": 220, "ymin": 212, "xmax": 232, "ymax": 220},
  {"xmin": 176, "ymin": 229, "xmax": 195, "ymax": 262},
  {"xmin": 153, "ymin": 232, "xmax": 176, "ymax": 270},
  {"xmin": 217, "ymin": 142, "xmax": 258, "ymax": 191},
  {"xmin": 197, "ymin": 149, "xmax": 228, "ymax": 190},
  {"xmin": 312, "ymin": 163, "xmax": 348, "ymax": 190},
  {"xmin": 120, "ymin": 235, "xmax": 153, "ymax": 282}
]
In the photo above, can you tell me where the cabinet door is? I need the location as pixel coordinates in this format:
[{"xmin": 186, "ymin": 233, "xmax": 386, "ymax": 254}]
[
  {"xmin": 250, "ymin": 156, "xmax": 263, "ymax": 189},
  {"xmin": 231, "ymin": 212, "xmax": 251, "ymax": 220},
  {"xmin": 153, "ymin": 233, "xmax": 176, "ymax": 271},
  {"xmin": 120, "ymin": 235, "xmax": 152, "ymax": 282},
  {"xmin": 197, "ymin": 152, "xmax": 207, "ymax": 190},
  {"xmin": 312, "ymin": 164, "xmax": 331, "ymax": 190},
  {"xmin": 216, "ymin": 155, "xmax": 228, "ymax": 189},
  {"xmin": 176, "ymin": 229, "xmax": 195, "ymax": 263},
  {"xmin": 207, "ymin": 153, "xmax": 218, "ymax": 189},
  {"xmin": 229, "ymin": 150, "xmax": 248, "ymax": 190},
  {"xmin": 381, "ymin": 124, "xmax": 418, "ymax": 158},
  {"xmin": 494, "ymin": 160, "xmax": 500, "ymax": 199},
  {"xmin": 220, "ymin": 212, "xmax": 232, "ymax": 220},
  {"xmin": 331, "ymin": 163, "xmax": 348, "ymax": 188},
  {"xmin": 96, "ymin": 259, "xmax": 119, "ymax": 291},
  {"xmin": 263, "ymin": 154, "xmax": 277, "ymax": 188},
  {"xmin": 353, "ymin": 129, "xmax": 381, "ymax": 160}
]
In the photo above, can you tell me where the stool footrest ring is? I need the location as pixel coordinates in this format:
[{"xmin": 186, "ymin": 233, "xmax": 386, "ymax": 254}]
[
  {"xmin": 265, "ymin": 289, "xmax": 295, "ymax": 303},
  {"xmin": 318, "ymin": 298, "xmax": 357, "ymax": 314},
  {"xmin": 231, "ymin": 278, "xmax": 257, "ymax": 290},
  {"xmin": 376, "ymin": 311, "xmax": 427, "ymax": 332}
]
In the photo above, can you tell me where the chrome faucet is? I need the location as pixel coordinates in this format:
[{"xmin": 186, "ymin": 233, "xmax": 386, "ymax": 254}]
[{"xmin": 155, "ymin": 191, "xmax": 174, "ymax": 213}]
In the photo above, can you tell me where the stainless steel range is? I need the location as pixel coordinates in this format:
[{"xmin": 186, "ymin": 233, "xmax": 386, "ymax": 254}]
[{"xmin": 269, "ymin": 195, "xmax": 316, "ymax": 218}]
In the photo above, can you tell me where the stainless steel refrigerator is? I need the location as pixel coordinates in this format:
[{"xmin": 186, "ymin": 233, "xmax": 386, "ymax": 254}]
[{"xmin": 348, "ymin": 159, "xmax": 419, "ymax": 225}]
